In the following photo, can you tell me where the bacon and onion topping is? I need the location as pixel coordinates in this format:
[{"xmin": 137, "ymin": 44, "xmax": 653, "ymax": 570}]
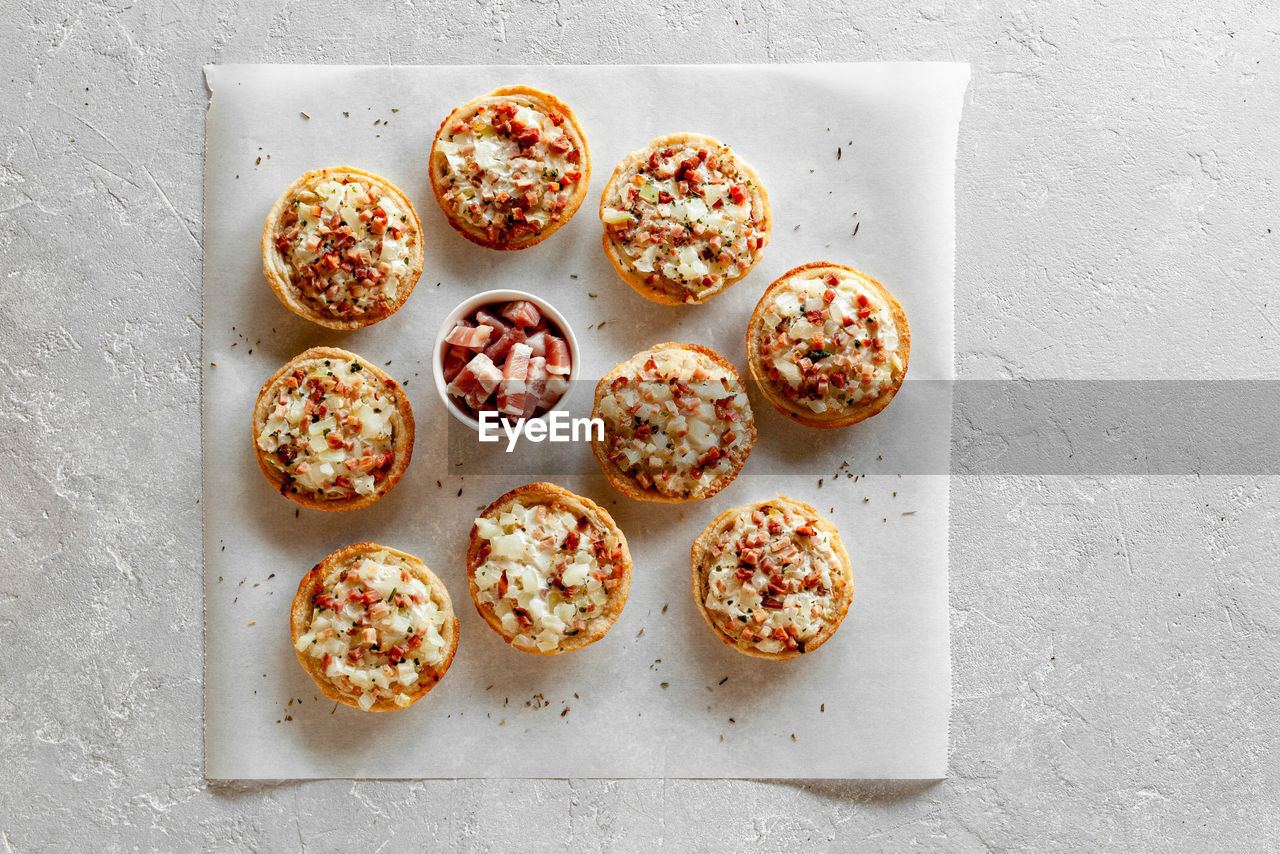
[
  {"xmin": 602, "ymin": 140, "xmax": 767, "ymax": 301},
  {"xmin": 758, "ymin": 270, "xmax": 905, "ymax": 414},
  {"xmin": 701, "ymin": 504, "xmax": 846, "ymax": 655},
  {"xmin": 274, "ymin": 177, "xmax": 416, "ymax": 320},
  {"xmin": 434, "ymin": 100, "xmax": 584, "ymax": 245},
  {"xmin": 472, "ymin": 500, "xmax": 626, "ymax": 652},
  {"xmin": 257, "ymin": 358, "xmax": 398, "ymax": 500},
  {"xmin": 294, "ymin": 550, "xmax": 450, "ymax": 710}
]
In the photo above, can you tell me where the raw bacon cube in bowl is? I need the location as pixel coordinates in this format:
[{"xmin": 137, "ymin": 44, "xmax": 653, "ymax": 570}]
[{"xmin": 434, "ymin": 289, "xmax": 579, "ymax": 430}]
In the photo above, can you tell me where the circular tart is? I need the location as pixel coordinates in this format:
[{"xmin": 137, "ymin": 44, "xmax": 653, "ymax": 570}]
[
  {"xmin": 261, "ymin": 165, "xmax": 423, "ymax": 329},
  {"xmin": 252, "ymin": 346, "xmax": 414, "ymax": 511},
  {"xmin": 747, "ymin": 262, "xmax": 910, "ymax": 428},
  {"xmin": 291, "ymin": 542, "xmax": 459, "ymax": 711},
  {"xmin": 691, "ymin": 496, "xmax": 853, "ymax": 660},
  {"xmin": 466, "ymin": 483, "xmax": 631, "ymax": 655},
  {"xmin": 591, "ymin": 343, "xmax": 756, "ymax": 503},
  {"xmin": 429, "ymin": 85, "xmax": 591, "ymax": 250},
  {"xmin": 599, "ymin": 133, "xmax": 771, "ymax": 305}
]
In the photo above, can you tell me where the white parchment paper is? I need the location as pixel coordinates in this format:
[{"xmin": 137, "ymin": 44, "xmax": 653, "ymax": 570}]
[{"xmin": 203, "ymin": 63, "xmax": 967, "ymax": 779}]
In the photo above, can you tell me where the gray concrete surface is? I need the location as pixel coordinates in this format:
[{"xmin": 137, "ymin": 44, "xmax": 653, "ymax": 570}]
[{"xmin": 1, "ymin": 0, "xmax": 1278, "ymax": 850}]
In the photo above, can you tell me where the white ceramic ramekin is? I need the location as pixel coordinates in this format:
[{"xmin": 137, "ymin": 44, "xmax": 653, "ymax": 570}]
[{"xmin": 433, "ymin": 288, "xmax": 580, "ymax": 431}]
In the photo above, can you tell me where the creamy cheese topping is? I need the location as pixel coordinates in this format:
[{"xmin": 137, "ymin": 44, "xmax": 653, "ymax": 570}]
[
  {"xmin": 294, "ymin": 550, "xmax": 450, "ymax": 710},
  {"xmin": 598, "ymin": 348, "xmax": 753, "ymax": 499},
  {"xmin": 435, "ymin": 99, "xmax": 584, "ymax": 244},
  {"xmin": 702, "ymin": 503, "xmax": 846, "ymax": 655},
  {"xmin": 273, "ymin": 176, "xmax": 416, "ymax": 319},
  {"xmin": 602, "ymin": 141, "xmax": 767, "ymax": 301},
  {"xmin": 472, "ymin": 499, "xmax": 625, "ymax": 652},
  {"xmin": 256, "ymin": 357, "xmax": 397, "ymax": 500},
  {"xmin": 758, "ymin": 270, "xmax": 905, "ymax": 414}
]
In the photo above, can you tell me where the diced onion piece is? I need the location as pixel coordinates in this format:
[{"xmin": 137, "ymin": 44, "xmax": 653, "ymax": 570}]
[
  {"xmin": 789, "ymin": 318, "xmax": 818, "ymax": 341},
  {"xmin": 489, "ymin": 533, "xmax": 526, "ymax": 561},
  {"xmin": 474, "ymin": 517, "xmax": 502, "ymax": 540},
  {"xmin": 702, "ymin": 184, "xmax": 728, "ymax": 207},
  {"xmin": 308, "ymin": 416, "xmax": 337, "ymax": 437},
  {"xmin": 562, "ymin": 562, "xmax": 588, "ymax": 587},
  {"xmin": 602, "ymin": 207, "xmax": 635, "ymax": 225},
  {"xmin": 775, "ymin": 360, "xmax": 802, "ymax": 388}
]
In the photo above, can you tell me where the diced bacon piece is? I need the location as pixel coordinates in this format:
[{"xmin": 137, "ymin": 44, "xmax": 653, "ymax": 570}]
[
  {"xmin": 697, "ymin": 447, "xmax": 722, "ymax": 468},
  {"xmin": 503, "ymin": 342, "xmax": 532, "ymax": 381},
  {"xmin": 447, "ymin": 353, "xmax": 503, "ymax": 410},
  {"xmin": 475, "ymin": 310, "xmax": 510, "ymax": 336},
  {"xmin": 501, "ymin": 300, "xmax": 542, "ymax": 328},
  {"xmin": 483, "ymin": 325, "xmax": 528, "ymax": 363},
  {"xmin": 521, "ymin": 356, "xmax": 550, "ymax": 417},
  {"xmin": 524, "ymin": 330, "xmax": 548, "ymax": 358},
  {"xmin": 714, "ymin": 396, "xmax": 740, "ymax": 422},
  {"xmin": 545, "ymin": 336, "xmax": 571, "ymax": 376},
  {"xmin": 542, "ymin": 374, "xmax": 569, "ymax": 408},
  {"xmin": 444, "ymin": 321, "xmax": 493, "ymax": 350},
  {"xmin": 497, "ymin": 343, "xmax": 533, "ymax": 416},
  {"xmin": 442, "ymin": 345, "xmax": 470, "ymax": 383}
]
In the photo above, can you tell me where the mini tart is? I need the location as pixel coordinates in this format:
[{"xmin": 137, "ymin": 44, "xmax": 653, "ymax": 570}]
[
  {"xmin": 466, "ymin": 483, "xmax": 632, "ymax": 655},
  {"xmin": 252, "ymin": 346, "xmax": 414, "ymax": 511},
  {"xmin": 262, "ymin": 166, "xmax": 424, "ymax": 329},
  {"xmin": 747, "ymin": 262, "xmax": 910, "ymax": 428},
  {"xmin": 591, "ymin": 343, "xmax": 756, "ymax": 503},
  {"xmin": 691, "ymin": 496, "xmax": 852, "ymax": 660},
  {"xmin": 429, "ymin": 86, "xmax": 591, "ymax": 250},
  {"xmin": 291, "ymin": 542, "xmax": 459, "ymax": 711},
  {"xmin": 599, "ymin": 133, "xmax": 771, "ymax": 305}
]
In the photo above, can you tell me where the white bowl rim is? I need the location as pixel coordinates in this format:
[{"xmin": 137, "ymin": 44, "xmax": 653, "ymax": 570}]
[{"xmin": 432, "ymin": 288, "xmax": 581, "ymax": 432}]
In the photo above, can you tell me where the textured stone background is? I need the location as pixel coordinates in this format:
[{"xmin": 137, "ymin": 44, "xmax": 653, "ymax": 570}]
[{"xmin": 2, "ymin": 0, "xmax": 1277, "ymax": 850}]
